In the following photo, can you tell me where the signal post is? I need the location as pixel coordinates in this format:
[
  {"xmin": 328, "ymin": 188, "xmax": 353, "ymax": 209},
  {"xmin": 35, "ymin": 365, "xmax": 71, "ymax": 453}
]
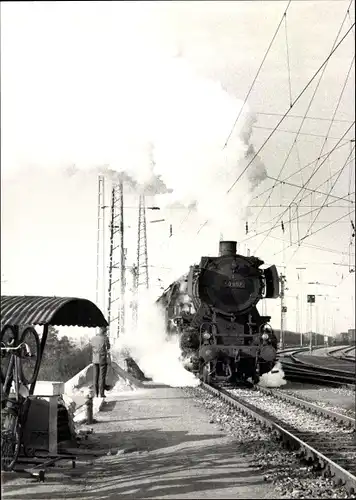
[{"xmin": 307, "ymin": 294, "xmax": 315, "ymax": 353}]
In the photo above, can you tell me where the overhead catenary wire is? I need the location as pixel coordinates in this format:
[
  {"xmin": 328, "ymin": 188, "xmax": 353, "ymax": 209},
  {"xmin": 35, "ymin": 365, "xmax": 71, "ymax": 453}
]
[
  {"xmin": 226, "ymin": 24, "xmax": 355, "ymax": 199},
  {"xmin": 253, "ymin": 5, "xmax": 354, "ymax": 226},
  {"xmin": 242, "ymin": 193, "xmax": 355, "ymax": 243},
  {"xmin": 251, "ymin": 126, "xmax": 354, "ymax": 141},
  {"xmin": 248, "ymin": 140, "xmax": 351, "ymax": 203},
  {"xmin": 219, "ymin": 143, "xmax": 355, "ymax": 242},
  {"xmin": 250, "ymin": 192, "xmax": 355, "ymax": 232},
  {"xmin": 246, "ymin": 233, "xmax": 355, "ymax": 257},
  {"xmin": 282, "ymin": 57, "xmax": 355, "ymax": 263},
  {"xmin": 156, "ymin": 0, "xmax": 291, "ymax": 255},
  {"xmin": 347, "ymin": 1, "xmax": 356, "ymax": 38},
  {"xmin": 301, "ymin": 143, "xmax": 355, "ymax": 241},
  {"xmin": 152, "ymin": 8, "xmax": 355, "ymax": 293},
  {"xmin": 295, "ymin": 55, "xmax": 355, "ymax": 218},
  {"xmin": 252, "ymin": 122, "xmax": 355, "ymax": 253},
  {"xmin": 223, "ymin": 0, "xmax": 292, "ymax": 149},
  {"xmin": 265, "ymin": 166, "xmax": 355, "ymax": 205},
  {"xmin": 159, "ymin": 14, "xmax": 355, "ymax": 252},
  {"xmin": 255, "ymin": 112, "xmax": 354, "ymax": 124},
  {"xmin": 198, "ymin": 188, "xmax": 355, "ymax": 258},
  {"xmin": 284, "ymin": 12, "xmax": 293, "ymax": 108},
  {"xmin": 273, "ymin": 210, "xmax": 355, "ymax": 257}
]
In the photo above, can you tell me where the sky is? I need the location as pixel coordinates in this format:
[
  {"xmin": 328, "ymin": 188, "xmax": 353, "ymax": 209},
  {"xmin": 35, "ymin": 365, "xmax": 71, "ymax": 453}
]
[{"xmin": 1, "ymin": 1, "xmax": 355, "ymax": 339}]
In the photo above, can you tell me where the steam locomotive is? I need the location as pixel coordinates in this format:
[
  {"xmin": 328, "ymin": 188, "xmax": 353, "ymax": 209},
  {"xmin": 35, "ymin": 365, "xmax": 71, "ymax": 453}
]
[{"xmin": 156, "ymin": 240, "xmax": 280, "ymax": 385}]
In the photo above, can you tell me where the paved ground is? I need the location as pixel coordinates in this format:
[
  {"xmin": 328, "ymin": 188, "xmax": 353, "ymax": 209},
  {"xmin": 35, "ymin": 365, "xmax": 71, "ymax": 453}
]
[{"xmin": 2, "ymin": 383, "xmax": 280, "ymax": 500}]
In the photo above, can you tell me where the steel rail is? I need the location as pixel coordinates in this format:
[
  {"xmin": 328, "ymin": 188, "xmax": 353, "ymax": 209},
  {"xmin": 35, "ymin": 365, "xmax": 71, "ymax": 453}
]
[
  {"xmin": 201, "ymin": 382, "xmax": 356, "ymax": 494},
  {"xmin": 290, "ymin": 354, "xmax": 355, "ymax": 376},
  {"xmin": 256, "ymin": 386, "xmax": 355, "ymax": 428}
]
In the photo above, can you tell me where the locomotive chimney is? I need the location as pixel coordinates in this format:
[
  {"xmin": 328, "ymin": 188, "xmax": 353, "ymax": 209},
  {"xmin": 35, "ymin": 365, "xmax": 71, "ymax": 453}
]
[{"xmin": 219, "ymin": 241, "xmax": 237, "ymax": 256}]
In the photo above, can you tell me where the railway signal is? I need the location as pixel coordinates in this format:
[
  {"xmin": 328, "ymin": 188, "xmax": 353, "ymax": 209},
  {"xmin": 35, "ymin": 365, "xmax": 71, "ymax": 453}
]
[{"xmin": 307, "ymin": 294, "xmax": 316, "ymax": 352}]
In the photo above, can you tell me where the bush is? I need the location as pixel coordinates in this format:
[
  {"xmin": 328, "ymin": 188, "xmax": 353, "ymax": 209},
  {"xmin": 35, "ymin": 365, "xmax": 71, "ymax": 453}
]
[{"xmin": 37, "ymin": 327, "xmax": 91, "ymax": 382}]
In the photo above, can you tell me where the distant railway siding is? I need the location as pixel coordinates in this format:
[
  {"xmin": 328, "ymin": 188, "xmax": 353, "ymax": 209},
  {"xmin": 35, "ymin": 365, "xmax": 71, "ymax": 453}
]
[
  {"xmin": 275, "ymin": 384, "xmax": 356, "ymax": 419},
  {"xmin": 257, "ymin": 385, "xmax": 355, "ymax": 426}
]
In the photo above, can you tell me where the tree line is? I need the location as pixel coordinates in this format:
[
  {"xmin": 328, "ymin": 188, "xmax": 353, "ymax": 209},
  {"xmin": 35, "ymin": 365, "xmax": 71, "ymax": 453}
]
[{"xmin": 37, "ymin": 327, "xmax": 92, "ymax": 382}]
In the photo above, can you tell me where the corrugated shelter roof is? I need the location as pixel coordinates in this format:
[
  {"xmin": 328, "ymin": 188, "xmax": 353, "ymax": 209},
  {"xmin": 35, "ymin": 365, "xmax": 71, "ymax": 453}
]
[{"xmin": 0, "ymin": 296, "xmax": 108, "ymax": 328}]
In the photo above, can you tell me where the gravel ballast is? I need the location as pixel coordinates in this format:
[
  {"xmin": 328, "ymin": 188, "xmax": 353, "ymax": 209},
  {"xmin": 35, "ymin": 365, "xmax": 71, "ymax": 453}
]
[
  {"xmin": 280, "ymin": 384, "xmax": 355, "ymax": 417},
  {"xmin": 183, "ymin": 386, "xmax": 356, "ymax": 499}
]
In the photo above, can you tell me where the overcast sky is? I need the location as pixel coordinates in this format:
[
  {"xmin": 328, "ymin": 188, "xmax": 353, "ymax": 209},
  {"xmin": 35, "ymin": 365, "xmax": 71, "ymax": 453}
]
[{"xmin": 1, "ymin": 1, "xmax": 355, "ymax": 338}]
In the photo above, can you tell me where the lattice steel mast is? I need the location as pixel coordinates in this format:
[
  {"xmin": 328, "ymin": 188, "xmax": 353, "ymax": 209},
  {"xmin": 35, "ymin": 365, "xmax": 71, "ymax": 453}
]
[
  {"xmin": 95, "ymin": 175, "xmax": 107, "ymax": 311},
  {"xmin": 137, "ymin": 194, "xmax": 149, "ymax": 290},
  {"xmin": 106, "ymin": 177, "xmax": 126, "ymax": 340},
  {"xmin": 118, "ymin": 179, "xmax": 126, "ymax": 336},
  {"xmin": 130, "ymin": 263, "xmax": 138, "ymax": 327}
]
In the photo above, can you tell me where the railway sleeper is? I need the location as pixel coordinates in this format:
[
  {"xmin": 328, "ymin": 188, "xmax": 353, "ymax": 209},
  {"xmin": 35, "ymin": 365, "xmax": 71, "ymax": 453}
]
[{"xmin": 202, "ymin": 383, "xmax": 356, "ymax": 495}]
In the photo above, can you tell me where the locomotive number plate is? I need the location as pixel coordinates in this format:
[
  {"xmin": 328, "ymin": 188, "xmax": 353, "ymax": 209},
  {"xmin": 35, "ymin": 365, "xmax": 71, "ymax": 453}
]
[{"xmin": 225, "ymin": 280, "xmax": 245, "ymax": 289}]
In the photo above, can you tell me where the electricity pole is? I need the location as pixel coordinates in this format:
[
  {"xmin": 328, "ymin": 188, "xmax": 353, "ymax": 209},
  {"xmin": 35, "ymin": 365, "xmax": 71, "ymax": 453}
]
[
  {"xmin": 307, "ymin": 294, "xmax": 315, "ymax": 353},
  {"xmin": 280, "ymin": 272, "xmax": 287, "ymax": 350},
  {"xmin": 296, "ymin": 267, "xmax": 306, "ymax": 346},
  {"xmin": 96, "ymin": 175, "xmax": 107, "ymax": 311},
  {"xmin": 137, "ymin": 194, "xmax": 149, "ymax": 290},
  {"xmin": 106, "ymin": 177, "xmax": 126, "ymax": 342},
  {"xmin": 131, "ymin": 263, "xmax": 138, "ymax": 328}
]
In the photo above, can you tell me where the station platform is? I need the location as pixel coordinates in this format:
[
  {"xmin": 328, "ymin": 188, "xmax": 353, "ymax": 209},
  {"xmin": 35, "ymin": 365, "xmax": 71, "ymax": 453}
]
[{"xmin": 2, "ymin": 383, "xmax": 279, "ymax": 500}]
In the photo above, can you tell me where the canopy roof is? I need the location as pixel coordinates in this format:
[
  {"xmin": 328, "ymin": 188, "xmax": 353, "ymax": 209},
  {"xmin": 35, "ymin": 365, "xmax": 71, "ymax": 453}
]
[{"xmin": 1, "ymin": 295, "xmax": 108, "ymax": 328}]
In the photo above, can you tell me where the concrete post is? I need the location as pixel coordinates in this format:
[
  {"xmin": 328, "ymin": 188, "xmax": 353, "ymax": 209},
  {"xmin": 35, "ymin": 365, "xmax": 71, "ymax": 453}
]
[{"xmin": 85, "ymin": 394, "xmax": 93, "ymax": 425}]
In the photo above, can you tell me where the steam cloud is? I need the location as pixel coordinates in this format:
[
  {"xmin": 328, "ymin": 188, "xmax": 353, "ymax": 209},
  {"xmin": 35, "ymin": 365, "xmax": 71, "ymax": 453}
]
[
  {"xmin": 112, "ymin": 290, "xmax": 200, "ymax": 387},
  {"xmin": 258, "ymin": 362, "xmax": 287, "ymax": 388},
  {"xmin": 4, "ymin": 21, "xmax": 269, "ymax": 386},
  {"xmin": 88, "ymin": 58, "xmax": 268, "ymax": 385}
]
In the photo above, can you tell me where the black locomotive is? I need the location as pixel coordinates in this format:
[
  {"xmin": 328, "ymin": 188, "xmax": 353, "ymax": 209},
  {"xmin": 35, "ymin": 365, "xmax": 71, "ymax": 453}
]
[{"xmin": 156, "ymin": 240, "xmax": 280, "ymax": 385}]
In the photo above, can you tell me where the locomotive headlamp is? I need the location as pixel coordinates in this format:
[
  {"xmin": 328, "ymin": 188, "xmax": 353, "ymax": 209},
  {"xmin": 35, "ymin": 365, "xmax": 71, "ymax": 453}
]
[
  {"xmin": 262, "ymin": 333, "xmax": 269, "ymax": 340},
  {"xmin": 202, "ymin": 332, "xmax": 211, "ymax": 340}
]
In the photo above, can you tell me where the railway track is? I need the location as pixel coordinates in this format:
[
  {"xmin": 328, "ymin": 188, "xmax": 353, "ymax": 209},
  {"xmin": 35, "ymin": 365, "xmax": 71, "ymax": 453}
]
[
  {"xmin": 256, "ymin": 385, "xmax": 355, "ymax": 427},
  {"xmin": 201, "ymin": 382, "xmax": 356, "ymax": 494}
]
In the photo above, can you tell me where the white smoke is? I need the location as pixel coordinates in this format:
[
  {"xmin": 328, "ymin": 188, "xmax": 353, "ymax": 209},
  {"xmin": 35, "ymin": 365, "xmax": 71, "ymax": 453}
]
[
  {"xmin": 258, "ymin": 362, "xmax": 287, "ymax": 388},
  {"xmin": 3, "ymin": 10, "xmax": 269, "ymax": 385},
  {"xmin": 112, "ymin": 290, "xmax": 200, "ymax": 388},
  {"xmin": 144, "ymin": 58, "xmax": 267, "ymax": 239},
  {"xmin": 3, "ymin": 38, "xmax": 267, "ymax": 237}
]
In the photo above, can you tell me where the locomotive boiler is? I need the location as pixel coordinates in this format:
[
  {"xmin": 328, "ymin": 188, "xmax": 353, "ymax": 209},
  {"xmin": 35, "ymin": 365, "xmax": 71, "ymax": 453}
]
[{"xmin": 156, "ymin": 240, "xmax": 280, "ymax": 385}]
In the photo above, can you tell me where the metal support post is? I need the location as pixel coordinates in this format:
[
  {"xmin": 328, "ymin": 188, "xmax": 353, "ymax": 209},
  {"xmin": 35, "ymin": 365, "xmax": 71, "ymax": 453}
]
[
  {"xmin": 131, "ymin": 264, "xmax": 138, "ymax": 327},
  {"xmin": 309, "ymin": 302, "xmax": 313, "ymax": 353},
  {"xmin": 119, "ymin": 179, "xmax": 126, "ymax": 337},
  {"xmin": 106, "ymin": 178, "xmax": 126, "ymax": 340},
  {"xmin": 280, "ymin": 273, "xmax": 286, "ymax": 350},
  {"xmin": 296, "ymin": 267, "xmax": 306, "ymax": 346}
]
